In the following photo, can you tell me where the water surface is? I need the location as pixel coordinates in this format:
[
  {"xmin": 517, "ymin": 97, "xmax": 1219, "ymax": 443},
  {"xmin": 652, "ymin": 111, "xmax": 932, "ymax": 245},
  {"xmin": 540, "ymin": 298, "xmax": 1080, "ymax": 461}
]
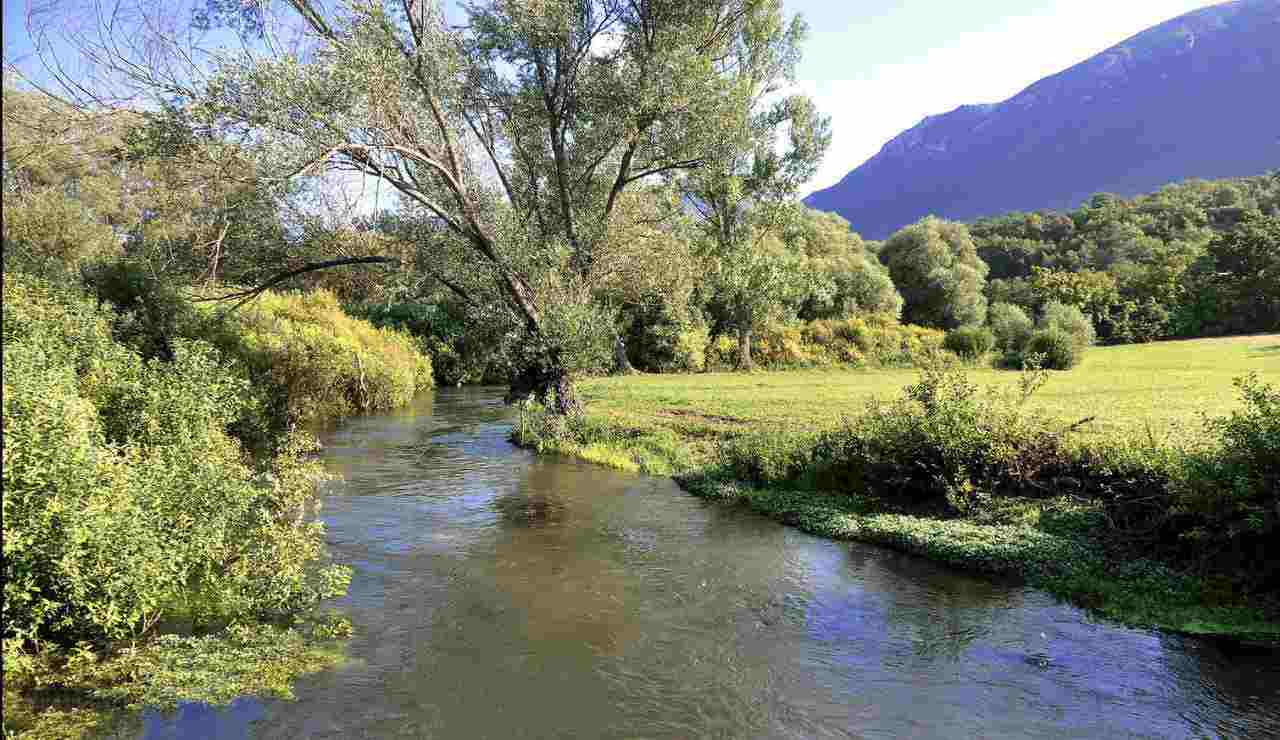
[{"xmin": 145, "ymin": 388, "xmax": 1280, "ymax": 739}]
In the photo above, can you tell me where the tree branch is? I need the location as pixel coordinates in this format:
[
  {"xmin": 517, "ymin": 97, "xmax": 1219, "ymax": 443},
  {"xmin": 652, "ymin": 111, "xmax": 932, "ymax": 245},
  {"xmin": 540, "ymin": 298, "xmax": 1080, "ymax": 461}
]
[{"xmin": 194, "ymin": 256, "xmax": 400, "ymax": 310}]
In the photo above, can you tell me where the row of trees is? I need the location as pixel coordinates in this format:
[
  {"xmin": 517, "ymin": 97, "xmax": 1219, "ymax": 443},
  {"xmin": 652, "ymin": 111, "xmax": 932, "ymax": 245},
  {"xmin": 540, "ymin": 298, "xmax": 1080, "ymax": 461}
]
[{"xmin": 5, "ymin": 0, "xmax": 1277, "ymax": 407}]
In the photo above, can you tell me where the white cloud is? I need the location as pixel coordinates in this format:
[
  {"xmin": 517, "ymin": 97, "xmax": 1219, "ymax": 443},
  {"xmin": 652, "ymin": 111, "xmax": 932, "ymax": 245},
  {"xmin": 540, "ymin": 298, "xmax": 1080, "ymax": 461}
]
[{"xmin": 798, "ymin": 0, "xmax": 1211, "ymax": 196}]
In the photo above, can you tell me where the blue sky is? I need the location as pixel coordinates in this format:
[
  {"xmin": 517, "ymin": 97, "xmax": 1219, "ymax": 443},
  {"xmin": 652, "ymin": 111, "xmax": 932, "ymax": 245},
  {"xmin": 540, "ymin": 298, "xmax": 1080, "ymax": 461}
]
[{"xmin": 4, "ymin": 0, "xmax": 1214, "ymax": 195}]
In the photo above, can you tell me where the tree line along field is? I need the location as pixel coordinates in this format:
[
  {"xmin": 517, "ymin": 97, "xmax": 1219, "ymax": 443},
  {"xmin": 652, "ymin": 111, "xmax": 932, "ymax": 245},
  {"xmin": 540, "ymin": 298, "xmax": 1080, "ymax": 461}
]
[{"xmin": 562, "ymin": 333, "xmax": 1280, "ymax": 475}]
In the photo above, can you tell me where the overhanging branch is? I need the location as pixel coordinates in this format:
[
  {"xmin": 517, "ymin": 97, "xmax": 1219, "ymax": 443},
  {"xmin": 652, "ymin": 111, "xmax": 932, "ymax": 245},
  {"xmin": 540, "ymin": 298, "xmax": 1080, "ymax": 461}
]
[{"xmin": 194, "ymin": 256, "xmax": 401, "ymax": 311}]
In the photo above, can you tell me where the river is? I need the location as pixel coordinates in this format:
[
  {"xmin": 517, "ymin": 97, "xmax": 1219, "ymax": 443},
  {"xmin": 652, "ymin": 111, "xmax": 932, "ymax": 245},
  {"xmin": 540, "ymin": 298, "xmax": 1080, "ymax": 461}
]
[{"xmin": 144, "ymin": 388, "xmax": 1280, "ymax": 739}]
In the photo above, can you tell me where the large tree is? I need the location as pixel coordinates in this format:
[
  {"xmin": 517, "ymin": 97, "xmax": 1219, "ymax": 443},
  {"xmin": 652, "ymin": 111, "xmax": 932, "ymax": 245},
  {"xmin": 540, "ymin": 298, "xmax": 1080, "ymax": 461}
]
[
  {"xmin": 880, "ymin": 216, "xmax": 989, "ymax": 329},
  {"xmin": 35, "ymin": 0, "xmax": 776, "ymax": 412},
  {"xmin": 675, "ymin": 0, "xmax": 830, "ymax": 370}
]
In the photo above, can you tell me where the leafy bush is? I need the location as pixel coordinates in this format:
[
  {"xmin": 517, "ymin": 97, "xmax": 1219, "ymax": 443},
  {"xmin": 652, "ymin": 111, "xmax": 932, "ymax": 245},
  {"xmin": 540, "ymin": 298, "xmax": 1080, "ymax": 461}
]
[
  {"xmin": 1023, "ymin": 328, "xmax": 1080, "ymax": 370},
  {"xmin": 2, "ymin": 272, "xmax": 351, "ymax": 652},
  {"xmin": 194, "ymin": 289, "xmax": 433, "ymax": 432},
  {"xmin": 620, "ymin": 293, "xmax": 709, "ymax": 373},
  {"xmin": 1038, "ymin": 301, "xmax": 1096, "ymax": 349},
  {"xmin": 987, "ymin": 302, "xmax": 1034, "ymax": 352},
  {"xmin": 82, "ymin": 259, "xmax": 198, "ymax": 361},
  {"xmin": 943, "ymin": 325, "xmax": 995, "ymax": 360},
  {"xmin": 802, "ymin": 364, "xmax": 1068, "ymax": 514},
  {"xmin": 354, "ymin": 301, "xmax": 515, "ymax": 385},
  {"xmin": 704, "ymin": 316, "xmax": 946, "ymax": 371},
  {"xmin": 670, "ymin": 324, "xmax": 711, "ymax": 373},
  {"xmin": 1155, "ymin": 374, "xmax": 1280, "ymax": 591}
]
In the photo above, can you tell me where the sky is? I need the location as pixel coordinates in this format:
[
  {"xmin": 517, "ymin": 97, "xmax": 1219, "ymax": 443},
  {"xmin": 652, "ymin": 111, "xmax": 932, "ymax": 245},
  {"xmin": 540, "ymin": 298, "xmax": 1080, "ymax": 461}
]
[{"xmin": 4, "ymin": 0, "xmax": 1216, "ymax": 197}]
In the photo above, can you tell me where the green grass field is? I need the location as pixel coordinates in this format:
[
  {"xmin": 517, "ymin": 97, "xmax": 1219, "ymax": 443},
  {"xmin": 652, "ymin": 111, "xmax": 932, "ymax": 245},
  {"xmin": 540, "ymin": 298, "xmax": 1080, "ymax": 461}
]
[
  {"xmin": 517, "ymin": 335, "xmax": 1280, "ymax": 640},
  {"xmin": 566, "ymin": 334, "xmax": 1280, "ymax": 474}
]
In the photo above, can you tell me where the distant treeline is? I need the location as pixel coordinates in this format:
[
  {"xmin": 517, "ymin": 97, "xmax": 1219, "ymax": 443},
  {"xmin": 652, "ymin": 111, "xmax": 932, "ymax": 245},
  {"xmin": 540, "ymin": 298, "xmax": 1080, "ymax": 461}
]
[{"xmin": 968, "ymin": 173, "xmax": 1280, "ymax": 342}]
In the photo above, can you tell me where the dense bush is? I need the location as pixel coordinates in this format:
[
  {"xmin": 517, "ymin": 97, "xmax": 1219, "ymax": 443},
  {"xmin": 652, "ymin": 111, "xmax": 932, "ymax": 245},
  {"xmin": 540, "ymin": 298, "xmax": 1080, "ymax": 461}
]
[
  {"xmin": 1157, "ymin": 374, "xmax": 1280, "ymax": 591},
  {"xmin": 801, "ymin": 365, "xmax": 1067, "ymax": 513},
  {"xmin": 702, "ymin": 316, "xmax": 947, "ymax": 371},
  {"xmin": 987, "ymin": 302, "xmax": 1034, "ymax": 352},
  {"xmin": 82, "ymin": 259, "xmax": 198, "ymax": 361},
  {"xmin": 1022, "ymin": 328, "xmax": 1081, "ymax": 370},
  {"xmin": 1038, "ymin": 301, "xmax": 1096, "ymax": 349},
  {"xmin": 620, "ymin": 294, "xmax": 710, "ymax": 373},
  {"xmin": 354, "ymin": 301, "xmax": 516, "ymax": 385},
  {"xmin": 2, "ymin": 272, "xmax": 351, "ymax": 652},
  {"xmin": 943, "ymin": 325, "xmax": 995, "ymax": 360},
  {"xmin": 194, "ymin": 289, "xmax": 433, "ymax": 432}
]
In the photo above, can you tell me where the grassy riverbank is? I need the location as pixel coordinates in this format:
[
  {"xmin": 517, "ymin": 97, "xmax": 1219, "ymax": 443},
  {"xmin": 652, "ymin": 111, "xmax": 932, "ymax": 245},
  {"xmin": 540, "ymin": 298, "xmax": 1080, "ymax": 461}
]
[{"xmin": 515, "ymin": 335, "xmax": 1280, "ymax": 642}]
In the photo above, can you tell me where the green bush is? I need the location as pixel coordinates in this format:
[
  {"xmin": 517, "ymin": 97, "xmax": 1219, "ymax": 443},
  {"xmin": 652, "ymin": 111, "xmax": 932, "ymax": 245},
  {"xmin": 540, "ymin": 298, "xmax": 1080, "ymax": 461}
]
[
  {"xmin": 987, "ymin": 302, "xmax": 1034, "ymax": 352},
  {"xmin": 82, "ymin": 259, "xmax": 197, "ymax": 362},
  {"xmin": 194, "ymin": 289, "xmax": 433, "ymax": 431},
  {"xmin": 354, "ymin": 301, "xmax": 515, "ymax": 385},
  {"xmin": 670, "ymin": 324, "xmax": 711, "ymax": 373},
  {"xmin": 943, "ymin": 325, "xmax": 995, "ymax": 360},
  {"xmin": 1038, "ymin": 301, "xmax": 1095, "ymax": 349},
  {"xmin": 703, "ymin": 316, "xmax": 947, "ymax": 372},
  {"xmin": 802, "ymin": 365, "xmax": 1067, "ymax": 513},
  {"xmin": 1023, "ymin": 328, "xmax": 1080, "ymax": 370},
  {"xmin": 2, "ymin": 272, "xmax": 351, "ymax": 651}
]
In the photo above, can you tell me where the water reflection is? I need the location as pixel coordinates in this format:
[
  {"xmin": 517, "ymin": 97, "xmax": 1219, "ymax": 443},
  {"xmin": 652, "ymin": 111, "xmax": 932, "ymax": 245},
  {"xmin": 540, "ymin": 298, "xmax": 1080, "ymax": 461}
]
[{"xmin": 143, "ymin": 389, "xmax": 1280, "ymax": 739}]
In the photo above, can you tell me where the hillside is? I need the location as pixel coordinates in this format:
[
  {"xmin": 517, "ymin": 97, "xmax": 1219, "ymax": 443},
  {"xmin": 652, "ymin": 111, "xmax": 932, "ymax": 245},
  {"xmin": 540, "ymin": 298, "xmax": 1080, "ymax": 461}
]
[{"xmin": 805, "ymin": 0, "xmax": 1280, "ymax": 239}]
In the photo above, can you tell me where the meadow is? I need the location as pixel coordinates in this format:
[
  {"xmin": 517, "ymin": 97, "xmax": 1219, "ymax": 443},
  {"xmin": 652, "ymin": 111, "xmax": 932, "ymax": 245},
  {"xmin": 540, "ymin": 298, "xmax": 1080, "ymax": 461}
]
[{"xmin": 559, "ymin": 334, "xmax": 1280, "ymax": 475}]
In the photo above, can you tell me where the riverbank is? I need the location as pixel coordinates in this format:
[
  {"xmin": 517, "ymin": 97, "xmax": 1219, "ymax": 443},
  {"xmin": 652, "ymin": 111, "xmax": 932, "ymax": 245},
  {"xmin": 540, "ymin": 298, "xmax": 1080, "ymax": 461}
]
[{"xmin": 514, "ymin": 335, "xmax": 1280, "ymax": 643}]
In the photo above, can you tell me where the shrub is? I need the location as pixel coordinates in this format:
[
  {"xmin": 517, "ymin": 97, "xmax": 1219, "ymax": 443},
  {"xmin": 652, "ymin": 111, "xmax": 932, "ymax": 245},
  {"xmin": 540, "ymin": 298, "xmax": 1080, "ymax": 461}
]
[
  {"xmin": 803, "ymin": 364, "xmax": 1067, "ymax": 513},
  {"xmin": 987, "ymin": 302, "xmax": 1034, "ymax": 352},
  {"xmin": 943, "ymin": 325, "xmax": 995, "ymax": 360},
  {"xmin": 2, "ymin": 272, "xmax": 350, "ymax": 650},
  {"xmin": 193, "ymin": 289, "xmax": 433, "ymax": 432},
  {"xmin": 82, "ymin": 259, "xmax": 197, "ymax": 362},
  {"xmin": 1163, "ymin": 374, "xmax": 1280, "ymax": 591},
  {"xmin": 1023, "ymin": 328, "xmax": 1080, "ymax": 370},
  {"xmin": 670, "ymin": 324, "xmax": 711, "ymax": 373},
  {"xmin": 1038, "ymin": 301, "xmax": 1095, "ymax": 350},
  {"xmin": 701, "ymin": 316, "xmax": 945, "ymax": 372},
  {"xmin": 354, "ymin": 301, "xmax": 515, "ymax": 385}
]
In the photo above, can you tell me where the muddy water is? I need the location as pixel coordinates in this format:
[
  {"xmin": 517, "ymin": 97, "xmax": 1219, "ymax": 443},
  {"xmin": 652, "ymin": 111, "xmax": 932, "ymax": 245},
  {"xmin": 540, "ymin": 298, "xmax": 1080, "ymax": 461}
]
[{"xmin": 144, "ymin": 388, "xmax": 1279, "ymax": 739}]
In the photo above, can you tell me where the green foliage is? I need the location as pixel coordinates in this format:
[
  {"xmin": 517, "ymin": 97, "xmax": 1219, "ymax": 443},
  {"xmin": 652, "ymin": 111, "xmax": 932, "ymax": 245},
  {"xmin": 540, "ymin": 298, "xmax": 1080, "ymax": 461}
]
[
  {"xmin": 881, "ymin": 217, "xmax": 990, "ymax": 329},
  {"xmin": 973, "ymin": 174, "xmax": 1280, "ymax": 344},
  {"xmin": 193, "ymin": 289, "xmax": 433, "ymax": 432},
  {"xmin": 511, "ymin": 298, "xmax": 616, "ymax": 380},
  {"xmin": 1038, "ymin": 301, "xmax": 1096, "ymax": 349},
  {"xmin": 1192, "ymin": 213, "xmax": 1280, "ymax": 334},
  {"xmin": 701, "ymin": 316, "xmax": 946, "ymax": 371},
  {"xmin": 943, "ymin": 325, "xmax": 995, "ymax": 360},
  {"xmin": 1022, "ymin": 328, "xmax": 1081, "ymax": 370},
  {"xmin": 620, "ymin": 292, "xmax": 710, "ymax": 373},
  {"xmin": 790, "ymin": 209, "xmax": 903, "ymax": 320},
  {"xmin": 81, "ymin": 260, "xmax": 197, "ymax": 361},
  {"xmin": 2, "ymin": 272, "xmax": 351, "ymax": 653},
  {"xmin": 355, "ymin": 301, "xmax": 515, "ymax": 386},
  {"xmin": 987, "ymin": 302, "xmax": 1034, "ymax": 352}
]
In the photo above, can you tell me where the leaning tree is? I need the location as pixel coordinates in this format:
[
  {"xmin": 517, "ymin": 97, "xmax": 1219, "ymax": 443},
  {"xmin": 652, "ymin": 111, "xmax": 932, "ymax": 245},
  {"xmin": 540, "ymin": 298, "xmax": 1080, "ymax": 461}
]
[{"xmin": 25, "ymin": 0, "xmax": 787, "ymax": 412}]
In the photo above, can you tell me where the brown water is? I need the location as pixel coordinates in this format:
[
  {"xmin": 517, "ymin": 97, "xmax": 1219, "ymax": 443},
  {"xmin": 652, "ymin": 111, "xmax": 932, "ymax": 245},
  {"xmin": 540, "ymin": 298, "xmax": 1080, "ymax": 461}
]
[{"xmin": 144, "ymin": 388, "xmax": 1279, "ymax": 739}]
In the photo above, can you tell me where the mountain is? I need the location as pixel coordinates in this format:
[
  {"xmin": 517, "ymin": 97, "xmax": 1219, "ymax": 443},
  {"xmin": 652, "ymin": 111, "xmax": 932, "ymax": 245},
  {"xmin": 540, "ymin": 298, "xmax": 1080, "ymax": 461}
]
[{"xmin": 804, "ymin": 0, "xmax": 1280, "ymax": 240}]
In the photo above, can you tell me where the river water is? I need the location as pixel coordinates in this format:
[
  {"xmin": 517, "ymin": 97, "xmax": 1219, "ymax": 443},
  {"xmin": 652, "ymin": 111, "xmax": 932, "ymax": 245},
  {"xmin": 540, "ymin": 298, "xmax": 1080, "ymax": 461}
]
[{"xmin": 145, "ymin": 388, "xmax": 1279, "ymax": 739}]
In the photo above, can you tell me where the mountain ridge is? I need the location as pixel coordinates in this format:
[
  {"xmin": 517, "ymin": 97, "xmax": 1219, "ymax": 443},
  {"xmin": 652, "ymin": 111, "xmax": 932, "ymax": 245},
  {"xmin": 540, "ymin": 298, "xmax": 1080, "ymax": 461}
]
[{"xmin": 805, "ymin": 0, "xmax": 1280, "ymax": 239}]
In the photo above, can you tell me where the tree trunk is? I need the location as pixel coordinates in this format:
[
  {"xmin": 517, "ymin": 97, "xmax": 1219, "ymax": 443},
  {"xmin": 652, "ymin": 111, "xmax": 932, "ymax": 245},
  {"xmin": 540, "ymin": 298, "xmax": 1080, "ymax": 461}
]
[
  {"xmin": 505, "ymin": 363, "xmax": 583, "ymax": 416},
  {"xmin": 614, "ymin": 336, "xmax": 635, "ymax": 374},
  {"xmin": 736, "ymin": 325, "xmax": 753, "ymax": 371}
]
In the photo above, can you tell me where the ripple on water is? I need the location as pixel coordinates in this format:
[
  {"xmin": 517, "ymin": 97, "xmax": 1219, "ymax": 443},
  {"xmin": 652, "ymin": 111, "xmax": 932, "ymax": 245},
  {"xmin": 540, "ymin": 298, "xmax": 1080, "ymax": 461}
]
[{"xmin": 144, "ymin": 390, "xmax": 1280, "ymax": 739}]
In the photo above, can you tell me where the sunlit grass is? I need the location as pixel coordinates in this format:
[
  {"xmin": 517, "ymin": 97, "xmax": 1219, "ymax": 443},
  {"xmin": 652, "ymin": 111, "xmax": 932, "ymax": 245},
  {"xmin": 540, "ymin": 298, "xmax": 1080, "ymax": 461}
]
[{"xmin": 572, "ymin": 334, "xmax": 1280, "ymax": 473}]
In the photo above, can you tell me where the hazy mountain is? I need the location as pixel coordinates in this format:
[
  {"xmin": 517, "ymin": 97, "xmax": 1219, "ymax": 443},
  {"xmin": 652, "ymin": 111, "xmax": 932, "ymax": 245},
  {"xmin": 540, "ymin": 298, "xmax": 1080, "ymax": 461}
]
[{"xmin": 805, "ymin": 0, "xmax": 1280, "ymax": 240}]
